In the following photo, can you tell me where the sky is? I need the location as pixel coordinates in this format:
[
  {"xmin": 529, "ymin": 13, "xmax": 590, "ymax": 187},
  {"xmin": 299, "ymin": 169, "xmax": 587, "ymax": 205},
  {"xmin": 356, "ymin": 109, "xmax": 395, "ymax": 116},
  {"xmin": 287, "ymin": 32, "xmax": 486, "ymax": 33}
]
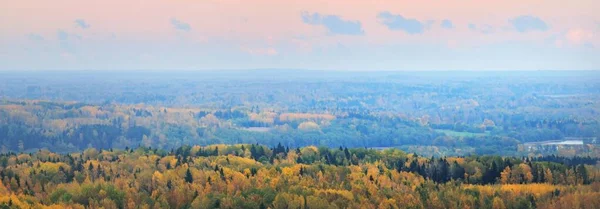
[{"xmin": 1, "ymin": 0, "xmax": 599, "ymax": 71}]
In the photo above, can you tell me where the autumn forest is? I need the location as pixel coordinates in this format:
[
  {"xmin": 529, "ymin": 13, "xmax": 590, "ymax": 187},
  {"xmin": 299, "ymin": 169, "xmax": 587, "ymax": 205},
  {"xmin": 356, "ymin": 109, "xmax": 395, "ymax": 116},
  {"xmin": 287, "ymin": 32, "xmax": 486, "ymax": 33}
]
[{"xmin": 0, "ymin": 70, "xmax": 599, "ymax": 208}]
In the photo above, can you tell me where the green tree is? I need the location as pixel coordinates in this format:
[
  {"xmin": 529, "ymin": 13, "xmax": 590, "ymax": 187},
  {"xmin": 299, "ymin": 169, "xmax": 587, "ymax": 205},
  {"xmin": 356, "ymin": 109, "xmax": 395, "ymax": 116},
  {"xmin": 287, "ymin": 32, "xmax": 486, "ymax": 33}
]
[{"xmin": 185, "ymin": 168, "xmax": 194, "ymax": 183}]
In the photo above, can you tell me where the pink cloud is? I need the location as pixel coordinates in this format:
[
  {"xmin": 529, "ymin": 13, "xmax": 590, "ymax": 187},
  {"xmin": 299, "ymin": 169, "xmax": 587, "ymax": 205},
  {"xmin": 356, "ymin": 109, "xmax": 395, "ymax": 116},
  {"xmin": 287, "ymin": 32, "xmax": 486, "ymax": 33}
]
[{"xmin": 566, "ymin": 28, "xmax": 595, "ymax": 45}]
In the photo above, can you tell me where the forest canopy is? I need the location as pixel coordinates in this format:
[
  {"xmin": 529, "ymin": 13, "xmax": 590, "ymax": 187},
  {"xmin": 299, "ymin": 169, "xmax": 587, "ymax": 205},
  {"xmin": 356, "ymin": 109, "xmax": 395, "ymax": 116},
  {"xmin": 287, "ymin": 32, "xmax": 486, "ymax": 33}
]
[
  {"xmin": 0, "ymin": 144, "xmax": 599, "ymax": 208},
  {"xmin": 0, "ymin": 71, "xmax": 599, "ymax": 208},
  {"xmin": 1, "ymin": 71, "xmax": 599, "ymax": 157}
]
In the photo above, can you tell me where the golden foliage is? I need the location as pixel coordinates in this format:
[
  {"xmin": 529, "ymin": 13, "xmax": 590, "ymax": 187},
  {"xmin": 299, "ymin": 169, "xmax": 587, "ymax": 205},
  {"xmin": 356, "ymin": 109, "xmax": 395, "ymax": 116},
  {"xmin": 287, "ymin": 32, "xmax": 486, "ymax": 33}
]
[
  {"xmin": 500, "ymin": 183, "xmax": 558, "ymax": 197},
  {"xmin": 298, "ymin": 121, "xmax": 320, "ymax": 131},
  {"xmin": 492, "ymin": 197, "xmax": 506, "ymax": 209},
  {"xmin": 0, "ymin": 144, "xmax": 598, "ymax": 209},
  {"xmin": 500, "ymin": 166, "xmax": 511, "ymax": 184}
]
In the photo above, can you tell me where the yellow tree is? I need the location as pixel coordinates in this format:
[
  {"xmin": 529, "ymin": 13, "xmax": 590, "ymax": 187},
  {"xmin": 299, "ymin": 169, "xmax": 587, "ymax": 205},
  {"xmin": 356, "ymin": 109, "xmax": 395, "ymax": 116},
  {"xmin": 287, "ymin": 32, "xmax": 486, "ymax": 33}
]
[
  {"xmin": 518, "ymin": 163, "xmax": 533, "ymax": 183},
  {"xmin": 500, "ymin": 166, "xmax": 512, "ymax": 184},
  {"xmin": 492, "ymin": 197, "xmax": 506, "ymax": 209}
]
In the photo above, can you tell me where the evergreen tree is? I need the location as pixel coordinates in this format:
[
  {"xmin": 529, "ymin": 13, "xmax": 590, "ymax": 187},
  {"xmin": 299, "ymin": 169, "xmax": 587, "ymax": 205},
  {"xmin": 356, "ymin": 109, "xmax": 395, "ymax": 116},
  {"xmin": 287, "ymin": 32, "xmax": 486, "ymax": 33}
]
[{"xmin": 185, "ymin": 168, "xmax": 193, "ymax": 183}]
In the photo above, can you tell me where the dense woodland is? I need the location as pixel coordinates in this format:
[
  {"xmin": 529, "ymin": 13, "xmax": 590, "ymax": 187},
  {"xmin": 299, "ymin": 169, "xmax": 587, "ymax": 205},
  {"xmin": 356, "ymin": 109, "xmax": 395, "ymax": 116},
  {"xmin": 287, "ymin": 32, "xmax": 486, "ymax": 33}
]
[
  {"xmin": 0, "ymin": 98, "xmax": 598, "ymax": 156},
  {"xmin": 0, "ymin": 71, "xmax": 599, "ymax": 208},
  {"xmin": 0, "ymin": 71, "xmax": 599, "ymax": 156},
  {"xmin": 0, "ymin": 144, "xmax": 599, "ymax": 208}
]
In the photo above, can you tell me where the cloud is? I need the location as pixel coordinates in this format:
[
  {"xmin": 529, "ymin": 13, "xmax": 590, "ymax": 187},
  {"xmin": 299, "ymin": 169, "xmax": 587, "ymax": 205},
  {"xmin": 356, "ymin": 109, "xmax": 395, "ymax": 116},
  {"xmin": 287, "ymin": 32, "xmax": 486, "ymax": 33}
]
[
  {"xmin": 510, "ymin": 15, "xmax": 548, "ymax": 32},
  {"xmin": 56, "ymin": 30, "xmax": 81, "ymax": 41},
  {"xmin": 171, "ymin": 18, "xmax": 191, "ymax": 31},
  {"xmin": 75, "ymin": 19, "xmax": 90, "ymax": 29},
  {"xmin": 549, "ymin": 28, "xmax": 596, "ymax": 48},
  {"xmin": 28, "ymin": 33, "xmax": 44, "ymax": 41},
  {"xmin": 441, "ymin": 19, "xmax": 453, "ymax": 29},
  {"xmin": 57, "ymin": 30, "xmax": 69, "ymax": 41},
  {"xmin": 56, "ymin": 30, "xmax": 81, "ymax": 53},
  {"xmin": 480, "ymin": 25, "xmax": 494, "ymax": 34},
  {"xmin": 566, "ymin": 28, "xmax": 595, "ymax": 46},
  {"xmin": 468, "ymin": 23, "xmax": 476, "ymax": 30},
  {"xmin": 377, "ymin": 12, "xmax": 424, "ymax": 34},
  {"xmin": 301, "ymin": 12, "xmax": 364, "ymax": 35},
  {"xmin": 468, "ymin": 24, "xmax": 494, "ymax": 34}
]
